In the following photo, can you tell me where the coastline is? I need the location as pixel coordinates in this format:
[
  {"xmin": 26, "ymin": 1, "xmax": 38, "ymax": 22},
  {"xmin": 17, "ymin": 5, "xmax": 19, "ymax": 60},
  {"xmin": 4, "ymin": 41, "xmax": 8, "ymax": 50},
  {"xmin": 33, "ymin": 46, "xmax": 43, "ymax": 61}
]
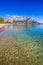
[{"xmin": 0, "ymin": 24, "xmax": 6, "ymax": 28}]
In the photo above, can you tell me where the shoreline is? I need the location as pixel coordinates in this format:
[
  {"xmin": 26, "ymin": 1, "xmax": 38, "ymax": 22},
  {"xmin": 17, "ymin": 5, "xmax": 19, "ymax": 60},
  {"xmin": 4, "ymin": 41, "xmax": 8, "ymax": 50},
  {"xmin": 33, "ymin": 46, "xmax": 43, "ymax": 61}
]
[{"xmin": 0, "ymin": 24, "xmax": 6, "ymax": 28}]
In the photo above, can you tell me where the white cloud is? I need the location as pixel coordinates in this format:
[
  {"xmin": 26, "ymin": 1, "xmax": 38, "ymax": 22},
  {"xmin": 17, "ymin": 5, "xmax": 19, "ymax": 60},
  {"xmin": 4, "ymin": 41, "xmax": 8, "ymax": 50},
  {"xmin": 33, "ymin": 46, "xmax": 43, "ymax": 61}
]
[
  {"xmin": 4, "ymin": 14, "xmax": 14, "ymax": 18},
  {"xmin": 4, "ymin": 14, "xmax": 22, "ymax": 18}
]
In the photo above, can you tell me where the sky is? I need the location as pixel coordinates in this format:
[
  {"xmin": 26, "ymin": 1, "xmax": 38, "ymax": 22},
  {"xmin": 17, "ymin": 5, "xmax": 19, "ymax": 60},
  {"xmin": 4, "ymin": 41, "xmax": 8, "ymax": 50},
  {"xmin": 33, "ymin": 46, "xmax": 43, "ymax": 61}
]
[{"xmin": 0, "ymin": 0, "xmax": 43, "ymax": 23}]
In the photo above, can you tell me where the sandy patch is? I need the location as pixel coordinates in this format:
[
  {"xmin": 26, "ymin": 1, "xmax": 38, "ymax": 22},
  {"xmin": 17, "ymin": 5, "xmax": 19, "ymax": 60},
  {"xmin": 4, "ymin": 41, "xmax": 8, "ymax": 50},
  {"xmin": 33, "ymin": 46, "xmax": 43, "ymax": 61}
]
[{"xmin": 0, "ymin": 24, "xmax": 6, "ymax": 28}]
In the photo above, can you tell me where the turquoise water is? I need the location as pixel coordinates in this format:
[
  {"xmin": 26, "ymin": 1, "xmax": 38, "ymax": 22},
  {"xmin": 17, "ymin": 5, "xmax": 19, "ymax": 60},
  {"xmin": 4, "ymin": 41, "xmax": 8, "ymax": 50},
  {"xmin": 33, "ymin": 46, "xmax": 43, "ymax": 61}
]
[{"xmin": 0, "ymin": 24, "xmax": 43, "ymax": 65}]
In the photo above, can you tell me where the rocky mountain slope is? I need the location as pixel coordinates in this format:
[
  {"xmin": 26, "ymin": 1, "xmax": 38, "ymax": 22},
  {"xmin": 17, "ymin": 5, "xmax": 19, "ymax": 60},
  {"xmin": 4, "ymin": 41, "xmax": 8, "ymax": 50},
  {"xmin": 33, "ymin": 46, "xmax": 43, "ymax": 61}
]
[{"xmin": 4, "ymin": 16, "xmax": 38, "ymax": 24}]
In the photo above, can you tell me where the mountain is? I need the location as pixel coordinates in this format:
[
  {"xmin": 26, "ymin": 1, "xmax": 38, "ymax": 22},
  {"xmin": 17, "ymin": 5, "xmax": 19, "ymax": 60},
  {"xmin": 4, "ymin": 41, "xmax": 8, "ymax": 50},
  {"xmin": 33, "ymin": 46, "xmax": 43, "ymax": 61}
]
[{"xmin": 4, "ymin": 16, "xmax": 39, "ymax": 24}]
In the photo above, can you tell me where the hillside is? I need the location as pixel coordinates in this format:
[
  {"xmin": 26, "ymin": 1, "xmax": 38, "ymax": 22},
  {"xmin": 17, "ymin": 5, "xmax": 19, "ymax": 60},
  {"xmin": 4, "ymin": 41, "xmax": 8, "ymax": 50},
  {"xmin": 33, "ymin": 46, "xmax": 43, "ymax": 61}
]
[{"xmin": 4, "ymin": 16, "xmax": 38, "ymax": 24}]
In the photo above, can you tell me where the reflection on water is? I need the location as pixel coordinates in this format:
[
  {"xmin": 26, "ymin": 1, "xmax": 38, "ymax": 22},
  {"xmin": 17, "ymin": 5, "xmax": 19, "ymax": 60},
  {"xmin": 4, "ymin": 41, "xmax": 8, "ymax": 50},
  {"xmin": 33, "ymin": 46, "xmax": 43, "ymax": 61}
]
[
  {"xmin": 0, "ymin": 27, "xmax": 5, "ymax": 32},
  {"xmin": 0, "ymin": 24, "xmax": 43, "ymax": 65},
  {"xmin": 0, "ymin": 24, "xmax": 35, "ymax": 32}
]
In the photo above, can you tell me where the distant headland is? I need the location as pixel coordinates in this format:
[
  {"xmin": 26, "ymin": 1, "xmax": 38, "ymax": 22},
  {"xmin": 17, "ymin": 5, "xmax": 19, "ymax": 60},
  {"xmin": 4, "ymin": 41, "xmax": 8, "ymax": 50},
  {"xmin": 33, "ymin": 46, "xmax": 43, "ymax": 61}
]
[{"xmin": 0, "ymin": 16, "xmax": 40, "ymax": 24}]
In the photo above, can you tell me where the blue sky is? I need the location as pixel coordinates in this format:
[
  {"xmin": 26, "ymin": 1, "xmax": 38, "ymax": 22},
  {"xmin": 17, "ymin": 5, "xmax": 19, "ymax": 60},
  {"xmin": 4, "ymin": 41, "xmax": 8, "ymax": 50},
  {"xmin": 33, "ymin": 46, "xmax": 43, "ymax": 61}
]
[{"xmin": 0, "ymin": 0, "xmax": 43, "ymax": 22}]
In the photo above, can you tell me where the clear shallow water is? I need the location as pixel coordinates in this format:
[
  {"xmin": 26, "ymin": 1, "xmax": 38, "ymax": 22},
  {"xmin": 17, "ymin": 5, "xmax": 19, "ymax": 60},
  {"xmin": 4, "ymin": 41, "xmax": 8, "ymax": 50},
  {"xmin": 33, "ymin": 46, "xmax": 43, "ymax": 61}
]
[{"xmin": 0, "ymin": 24, "xmax": 43, "ymax": 65}]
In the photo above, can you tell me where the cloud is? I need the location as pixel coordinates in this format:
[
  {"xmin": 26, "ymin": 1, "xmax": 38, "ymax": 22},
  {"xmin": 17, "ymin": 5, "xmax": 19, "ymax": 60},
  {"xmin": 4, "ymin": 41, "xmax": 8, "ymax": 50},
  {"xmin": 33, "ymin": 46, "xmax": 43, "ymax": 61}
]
[
  {"xmin": 4, "ymin": 14, "xmax": 21, "ymax": 18},
  {"xmin": 4, "ymin": 14, "xmax": 14, "ymax": 18}
]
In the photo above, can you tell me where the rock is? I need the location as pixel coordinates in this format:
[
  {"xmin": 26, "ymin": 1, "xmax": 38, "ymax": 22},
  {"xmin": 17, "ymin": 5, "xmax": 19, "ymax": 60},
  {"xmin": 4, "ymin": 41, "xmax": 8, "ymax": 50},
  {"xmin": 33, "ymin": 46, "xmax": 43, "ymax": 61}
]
[{"xmin": 4, "ymin": 16, "xmax": 38, "ymax": 24}]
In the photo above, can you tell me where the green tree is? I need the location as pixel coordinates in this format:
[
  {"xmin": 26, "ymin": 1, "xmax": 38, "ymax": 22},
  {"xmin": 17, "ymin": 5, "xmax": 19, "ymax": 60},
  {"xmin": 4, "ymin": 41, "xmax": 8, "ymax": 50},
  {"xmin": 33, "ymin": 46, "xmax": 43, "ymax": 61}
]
[{"xmin": 0, "ymin": 17, "xmax": 4, "ymax": 23}]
